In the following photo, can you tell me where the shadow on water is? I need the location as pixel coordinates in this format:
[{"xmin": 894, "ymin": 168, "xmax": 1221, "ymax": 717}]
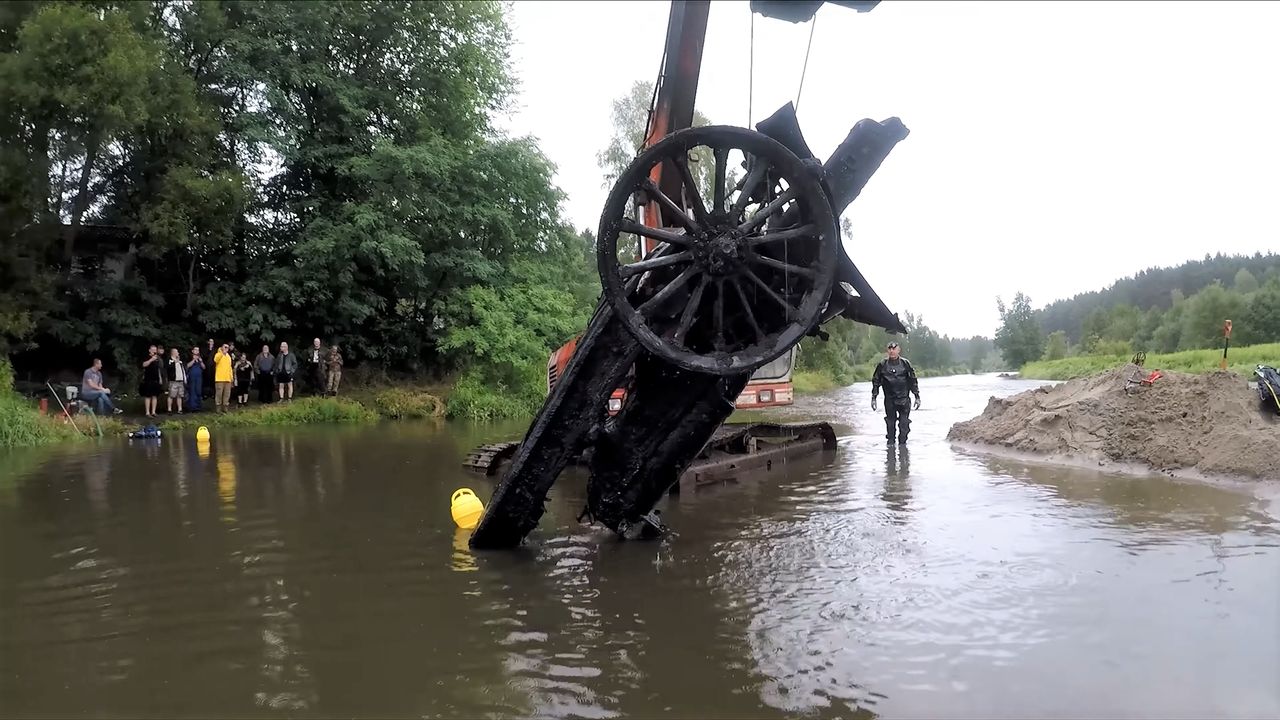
[{"xmin": 2, "ymin": 373, "xmax": 1279, "ymax": 719}]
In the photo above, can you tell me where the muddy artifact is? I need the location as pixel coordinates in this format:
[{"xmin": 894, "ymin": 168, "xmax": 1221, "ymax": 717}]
[{"xmin": 469, "ymin": 109, "xmax": 909, "ymax": 549}]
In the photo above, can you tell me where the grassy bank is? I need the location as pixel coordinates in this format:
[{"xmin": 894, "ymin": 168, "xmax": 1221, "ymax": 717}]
[
  {"xmin": 0, "ymin": 391, "xmax": 86, "ymax": 448},
  {"xmin": 0, "ymin": 357, "xmax": 452, "ymax": 448},
  {"xmin": 1019, "ymin": 343, "xmax": 1279, "ymax": 381},
  {"xmin": 157, "ymin": 388, "xmax": 447, "ymax": 431},
  {"xmin": 0, "ymin": 359, "xmax": 122, "ymax": 448}
]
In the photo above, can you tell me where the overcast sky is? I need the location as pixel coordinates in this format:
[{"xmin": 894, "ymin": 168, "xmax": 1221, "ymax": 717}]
[{"xmin": 498, "ymin": 0, "xmax": 1280, "ymax": 338}]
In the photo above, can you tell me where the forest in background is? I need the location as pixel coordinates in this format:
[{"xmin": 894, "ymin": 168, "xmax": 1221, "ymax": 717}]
[
  {"xmin": 1, "ymin": 0, "xmax": 601, "ymax": 419},
  {"xmin": 995, "ymin": 253, "xmax": 1280, "ymax": 370}
]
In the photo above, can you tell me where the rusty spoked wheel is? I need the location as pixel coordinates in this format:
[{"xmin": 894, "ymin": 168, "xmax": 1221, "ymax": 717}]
[{"xmin": 597, "ymin": 125, "xmax": 838, "ymax": 376}]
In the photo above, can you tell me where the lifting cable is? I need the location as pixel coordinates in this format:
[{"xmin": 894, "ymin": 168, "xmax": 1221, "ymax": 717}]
[
  {"xmin": 748, "ymin": 10, "xmax": 755, "ymax": 128},
  {"xmin": 795, "ymin": 15, "xmax": 817, "ymax": 113}
]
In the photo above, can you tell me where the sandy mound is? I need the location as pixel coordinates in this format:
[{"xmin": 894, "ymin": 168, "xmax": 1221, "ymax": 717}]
[{"xmin": 948, "ymin": 365, "xmax": 1279, "ymax": 480}]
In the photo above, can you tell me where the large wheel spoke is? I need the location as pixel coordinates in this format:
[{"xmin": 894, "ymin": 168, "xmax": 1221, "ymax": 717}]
[
  {"xmin": 748, "ymin": 251, "xmax": 817, "ymax": 279},
  {"xmin": 746, "ymin": 223, "xmax": 817, "ymax": 247},
  {"xmin": 712, "ymin": 147, "xmax": 728, "ymax": 215},
  {"xmin": 713, "ymin": 280, "xmax": 726, "ymax": 351},
  {"xmin": 619, "ymin": 250, "xmax": 691, "ymax": 279},
  {"xmin": 619, "ymin": 219, "xmax": 693, "ymax": 247},
  {"xmin": 745, "ymin": 267, "xmax": 799, "ymax": 317},
  {"xmin": 673, "ymin": 276, "xmax": 708, "ymax": 346},
  {"xmin": 731, "ymin": 277, "xmax": 765, "ymax": 342},
  {"xmin": 673, "ymin": 156, "xmax": 711, "ymax": 227},
  {"xmin": 739, "ymin": 186, "xmax": 798, "ymax": 234},
  {"xmin": 641, "ymin": 178, "xmax": 700, "ymax": 234},
  {"xmin": 729, "ymin": 159, "xmax": 769, "ymax": 220},
  {"xmin": 638, "ymin": 265, "xmax": 700, "ymax": 317}
]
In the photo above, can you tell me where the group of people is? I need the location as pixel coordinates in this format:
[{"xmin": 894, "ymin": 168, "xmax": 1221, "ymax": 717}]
[{"xmin": 79, "ymin": 338, "xmax": 344, "ymax": 417}]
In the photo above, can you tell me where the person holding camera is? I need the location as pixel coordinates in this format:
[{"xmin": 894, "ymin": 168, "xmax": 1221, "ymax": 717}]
[{"xmin": 213, "ymin": 342, "xmax": 234, "ymax": 413}]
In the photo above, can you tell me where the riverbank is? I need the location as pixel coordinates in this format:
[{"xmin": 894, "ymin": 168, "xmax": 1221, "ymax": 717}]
[
  {"xmin": 948, "ymin": 363, "xmax": 1280, "ymax": 481},
  {"xmin": 0, "ymin": 362, "xmax": 449, "ymax": 448},
  {"xmin": 1019, "ymin": 343, "xmax": 1279, "ymax": 381}
]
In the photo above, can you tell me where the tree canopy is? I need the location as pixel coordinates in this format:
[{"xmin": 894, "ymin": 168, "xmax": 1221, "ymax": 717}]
[{"xmin": 1, "ymin": 0, "xmax": 599, "ymax": 417}]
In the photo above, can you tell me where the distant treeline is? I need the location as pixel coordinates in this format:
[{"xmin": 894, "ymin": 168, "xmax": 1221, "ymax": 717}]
[
  {"xmin": 797, "ymin": 311, "xmax": 999, "ymax": 385},
  {"xmin": 1037, "ymin": 252, "xmax": 1280, "ymax": 347},
  {"xmin": 995, "ymin": 253, "xmax": 1280, "ymax": 368}
]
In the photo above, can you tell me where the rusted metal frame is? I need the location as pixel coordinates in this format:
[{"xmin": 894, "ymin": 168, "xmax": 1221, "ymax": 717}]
[
  {"xmin": 641, "ymin": 0, "xmax": 711, "ymax": 254},
  {"xmin": 470, "ymin": 303, "xmax": 643, "ymax": 549}
]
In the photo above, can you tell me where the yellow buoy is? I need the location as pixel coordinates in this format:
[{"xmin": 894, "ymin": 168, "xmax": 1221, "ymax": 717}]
[
  {"xmin": 451, "ymin": 488, "xmax": 484, "ymax": 530},
  {"xmin": 196, "ymin": 426, "xmax": 211, "ymax": 442}
]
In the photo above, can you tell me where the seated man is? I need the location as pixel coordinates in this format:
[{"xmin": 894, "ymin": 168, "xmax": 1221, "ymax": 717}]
[{"xmin": 80, "ymin": 358, "xmax": 123, "ymax": 415}]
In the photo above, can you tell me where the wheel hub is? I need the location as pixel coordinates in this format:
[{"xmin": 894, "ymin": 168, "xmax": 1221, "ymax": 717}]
[{"xmin": 701, "ymin": 230, "xmax": 743, "ymax": 277}]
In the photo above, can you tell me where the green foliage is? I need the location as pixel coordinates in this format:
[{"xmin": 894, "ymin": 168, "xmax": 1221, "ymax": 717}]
[
  {"xmin": 372, "ymin": 388, "xmax": 445, "ymax": 420},
  {"xmin": 597, "ymin": 80, "xmax": 715, "ymax": 190},
  {"xmin": 159, "ymin": 397, "xmax": 377, "ymax": 430},
  {"xmin": 1238, "ymin": 279, "xmax": 1280, "ymax": 346},
  {"xmin": 1038, "ymin": 252, "xmax": 1279, "ymax": 343},
  {"xmin": 1177, "ymin": 282, "xmax": 1244, "ymax": 351},
  {"xmin": 1, "ymin": 0, "xmax": 603, "ymax": 406},
  {"xmin": 995, "ymin": 292, "xmax": 1044, "ymax": 369},
  {"xmin": 1234, "ymin": 268, "xmax": 1259, "ymax": 294},
  {"xmin": 1020, "ymin": 342, "xmax": 1280, "ymax": 381},
  {"xmin": 445, "ymin": 367, "xmax": 541, "ymax": 421},
  {"xmin": 791, "ymin": 370, "xmax": 840, "ymax": 394},
  {"xmin": 1044, "ymin": 330, "xmax": 1068, "ymax": 361},
  {"xmin": 0, "ymin": 358, "xmax": 83, "ymax": 447}
]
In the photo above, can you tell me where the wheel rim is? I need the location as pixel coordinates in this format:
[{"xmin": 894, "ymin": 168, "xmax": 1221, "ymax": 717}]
[{"xmin": 597, "ymin": 126, "xmax": 838, "ymax": 376}]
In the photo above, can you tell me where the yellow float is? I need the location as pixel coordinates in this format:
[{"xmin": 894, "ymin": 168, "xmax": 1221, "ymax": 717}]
[{"xmin": 450, "ymin": 488, "xmax": 484, "ymax": 530}]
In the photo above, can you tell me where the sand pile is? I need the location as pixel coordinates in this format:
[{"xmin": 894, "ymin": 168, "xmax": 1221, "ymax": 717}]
[{"xmin": 948, "ymin": 365, "xmax": 1279, "ymax": 480}]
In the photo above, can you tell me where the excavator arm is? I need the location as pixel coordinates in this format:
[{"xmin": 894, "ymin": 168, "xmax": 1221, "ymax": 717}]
[{"xmin": 468, "ymin": 0, "xmax": 909, "ymax": 549}]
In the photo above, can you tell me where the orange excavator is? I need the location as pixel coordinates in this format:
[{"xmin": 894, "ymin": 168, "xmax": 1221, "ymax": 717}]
[{"xmin": 467, "ymin": 0, "xmax": 909, "ymax": 549}]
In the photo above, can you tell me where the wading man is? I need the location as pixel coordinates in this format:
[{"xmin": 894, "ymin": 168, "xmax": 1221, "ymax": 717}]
[{"xmin": 871, "ymin": 341, "xmax": 920, "ymax": 445}]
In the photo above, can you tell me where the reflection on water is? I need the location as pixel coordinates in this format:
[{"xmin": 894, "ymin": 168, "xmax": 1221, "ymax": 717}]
[{"xmin": 1, "ymin": 376, "xmax": 1278, "ymax": 719}]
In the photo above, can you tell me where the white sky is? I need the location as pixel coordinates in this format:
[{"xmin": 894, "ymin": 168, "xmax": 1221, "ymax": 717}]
[{"xmin": 498, "ymin": 0, "xmax": 1280, "ymax": 338}]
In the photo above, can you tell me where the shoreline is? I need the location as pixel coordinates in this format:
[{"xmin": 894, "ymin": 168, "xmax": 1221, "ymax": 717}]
[{"xmin": 948, "ymin": 438, "xmax": 1279, "ymax": 493}]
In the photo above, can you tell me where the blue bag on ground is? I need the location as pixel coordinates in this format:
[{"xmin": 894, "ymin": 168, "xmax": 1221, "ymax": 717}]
[{"xmin": 129, "ymin": 424, "xmax": 163, "ymax": 439}]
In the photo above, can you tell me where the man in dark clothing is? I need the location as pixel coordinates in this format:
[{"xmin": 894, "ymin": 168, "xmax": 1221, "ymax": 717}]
[
  {"xmin": 871, "ymin": 341, "xmax": 920, "ymax": 444},
  {"xmin": 203, "ymin": 338, "xmax": 216, "ymax": 400}
]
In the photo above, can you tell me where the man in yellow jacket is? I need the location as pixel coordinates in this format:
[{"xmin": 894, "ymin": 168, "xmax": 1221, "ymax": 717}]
[{"xmin": 213, "ymin": 342, "xmax": 234, "ymax": 413}]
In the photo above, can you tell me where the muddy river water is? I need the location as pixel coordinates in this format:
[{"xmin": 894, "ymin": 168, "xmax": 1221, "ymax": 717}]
[{"xmin": 2, "ymin": 374, "xmax": 1277, "ymax": 718}]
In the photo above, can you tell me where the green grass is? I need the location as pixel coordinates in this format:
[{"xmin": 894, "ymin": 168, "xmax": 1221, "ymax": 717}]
[
  {"xmin": 369, "ymin": 387, "xmax": 446, "ymax": 420},
  {"xmin": 0, "ymin": 392, "xmax": 87, "ymax": 448},
  {"xmin": 157, "ymin": 396, "xmax": 379, "ymax": 431},
  {"xmin": 792, "ymin": 370, "xmax": 841, "ymax": 394},
  {"xmin": 1020, "ymin": 342, "xmax": 1280, "ymax": 381}
]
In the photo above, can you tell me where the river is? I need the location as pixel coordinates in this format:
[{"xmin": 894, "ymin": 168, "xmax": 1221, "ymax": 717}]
[{"xmin": 1, "ymin": 373, "xmax": 1277, "ymax": 719}]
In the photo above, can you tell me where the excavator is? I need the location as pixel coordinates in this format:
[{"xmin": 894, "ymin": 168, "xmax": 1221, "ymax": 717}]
[{"xmin": 466, "ymin": 0, "xmax": 909, "ymax": 549}]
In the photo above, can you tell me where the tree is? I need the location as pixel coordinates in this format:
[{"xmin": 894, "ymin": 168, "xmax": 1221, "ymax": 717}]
[
  {"xmin": 1237, "ymin": 279, "xmax": 1280, "ymax": 345},
  {"xmin": 1234, "ymin": 268, "xmax": 1259, "ymax": 294},
  {"xmin": 995, "ymin": 292, "xmax": 1044, "ymax": 368},
  {"xmin": 968, "ymin": 342, "xmax": 985, "ymax": 374},
  {"xmin": 1044, "ymin": 330, "xmax": 1068, "ymax": 361},
  {"xmin": 1179, "ymin": 282, "xmax": 1245, "ymax": 351},
  {"xmin": 596, "ymin": 79, "xmax": 728, "ymax": 210}
]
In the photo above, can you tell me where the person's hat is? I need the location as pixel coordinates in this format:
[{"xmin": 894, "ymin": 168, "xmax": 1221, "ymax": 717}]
[{"xmin": 886, "ymin": 341, "xmax": 900, "ymax": 349}]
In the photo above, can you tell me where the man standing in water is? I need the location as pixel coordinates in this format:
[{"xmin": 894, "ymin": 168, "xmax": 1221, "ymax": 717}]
[{"xmin": 871, "ymin": 341, "xmax": 921, "ymax": 445}]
